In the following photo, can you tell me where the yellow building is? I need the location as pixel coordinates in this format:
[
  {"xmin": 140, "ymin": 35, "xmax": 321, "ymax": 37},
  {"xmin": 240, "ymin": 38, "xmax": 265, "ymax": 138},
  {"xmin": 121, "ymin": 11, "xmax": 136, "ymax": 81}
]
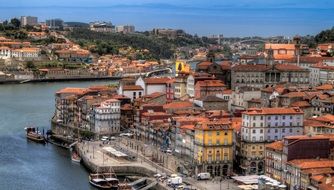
[
  {"xmin": 194, "ymin": 119, "xmax": 234, "ymax": 176},
  {"xmin": 175, "ymin": 60, "xmax": 190, "ymax": 75}
]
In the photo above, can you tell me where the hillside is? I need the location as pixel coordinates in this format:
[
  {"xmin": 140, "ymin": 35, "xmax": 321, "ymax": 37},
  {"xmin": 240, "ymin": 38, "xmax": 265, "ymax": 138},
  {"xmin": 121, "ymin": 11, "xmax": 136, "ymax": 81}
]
[{"xmin": 66, "ymin": 28, "xmax": 215, "ymax": 59}]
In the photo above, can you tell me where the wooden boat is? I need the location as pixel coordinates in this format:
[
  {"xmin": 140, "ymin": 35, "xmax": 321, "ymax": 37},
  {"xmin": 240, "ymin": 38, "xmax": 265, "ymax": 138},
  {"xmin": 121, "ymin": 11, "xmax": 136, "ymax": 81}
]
[
  {"xmin": 71, "ymin": 151, "xmax": 81, "ymax": 163},
  {"xmin": 25, "ymin": 127, "xmax": 45, "ymax": 144},
  {"xmin": 89, "ymin": 173, "xmax": 116, "ymax": 189}
]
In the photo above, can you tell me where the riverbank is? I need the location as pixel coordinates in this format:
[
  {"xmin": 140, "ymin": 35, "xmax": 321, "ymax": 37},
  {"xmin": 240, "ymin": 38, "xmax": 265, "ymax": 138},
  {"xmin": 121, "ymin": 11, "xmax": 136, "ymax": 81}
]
[{"xmin": 0, "ymin": 76, "xmax": 122, "ymax": 84}]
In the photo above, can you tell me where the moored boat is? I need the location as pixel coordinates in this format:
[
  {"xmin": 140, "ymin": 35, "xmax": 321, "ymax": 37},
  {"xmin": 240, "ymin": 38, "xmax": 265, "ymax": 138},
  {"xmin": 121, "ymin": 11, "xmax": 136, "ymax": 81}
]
[
  {"xmin": 89, "ymin": 173, "xmax": 114, "ymax": 189},
  {"xmin": 25, "ymin": 127, "xmax": 45, "ymax": 144},
  {"xmin": 71, "ymin": 151, "xmax": 81, "ymax": 163}
]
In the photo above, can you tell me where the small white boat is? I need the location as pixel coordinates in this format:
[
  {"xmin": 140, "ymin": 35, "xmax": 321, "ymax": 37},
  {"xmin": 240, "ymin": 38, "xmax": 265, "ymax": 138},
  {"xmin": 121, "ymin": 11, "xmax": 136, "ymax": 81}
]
[{"xmin": 71, "ymin": 152, "xmax": 81, "ymax": 163}]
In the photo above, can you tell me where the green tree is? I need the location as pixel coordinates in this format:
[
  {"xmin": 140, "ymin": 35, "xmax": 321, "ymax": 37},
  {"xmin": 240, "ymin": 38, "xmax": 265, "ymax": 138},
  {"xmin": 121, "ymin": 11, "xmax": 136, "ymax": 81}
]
[
  {"xmin": 26, "ymin": 61, "xmax": 36, "ymax": 70},
  {"xmin": 10, "ymin": 18, "xmax": 21, "ymax": 28}
]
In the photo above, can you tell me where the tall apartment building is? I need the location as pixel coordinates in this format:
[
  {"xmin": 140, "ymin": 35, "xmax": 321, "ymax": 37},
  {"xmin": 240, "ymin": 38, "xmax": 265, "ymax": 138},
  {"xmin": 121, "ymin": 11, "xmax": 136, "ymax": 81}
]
[
  {"xmin": 194, "ymin": 119, "xmax": 234, "ymax": 177},
  {"xmin": 116, "ymin": 25, "xmax": 135, "ymax": 34},
  {"xmin": 92, "ymin": 99, "xmax": 121, "ymax": 135},
  {"xmin": 239, "ymin": 107, "xmax": 304, "ymax": 175},
  {"xmin": 46, "ymin": 19, "xmax": 64, "ymax": 30},
  {"xmin": 20, "ymin": 16, "xmax": 38, "ymax": 26}
]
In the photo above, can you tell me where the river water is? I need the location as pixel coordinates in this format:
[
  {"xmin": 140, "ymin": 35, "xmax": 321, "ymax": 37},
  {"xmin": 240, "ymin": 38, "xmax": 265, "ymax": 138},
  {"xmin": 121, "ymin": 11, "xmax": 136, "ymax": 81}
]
[{"xmin": 0, "ymin": 81, "xmax": 115, "ymax": 190}]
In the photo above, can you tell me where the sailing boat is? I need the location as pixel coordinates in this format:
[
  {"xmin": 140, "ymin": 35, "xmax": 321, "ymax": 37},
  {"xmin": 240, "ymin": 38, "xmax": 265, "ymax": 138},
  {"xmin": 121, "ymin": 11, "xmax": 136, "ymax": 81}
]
[{"xmin": 89, "ymin": 167, "xmax": 114, "ymax": 189}]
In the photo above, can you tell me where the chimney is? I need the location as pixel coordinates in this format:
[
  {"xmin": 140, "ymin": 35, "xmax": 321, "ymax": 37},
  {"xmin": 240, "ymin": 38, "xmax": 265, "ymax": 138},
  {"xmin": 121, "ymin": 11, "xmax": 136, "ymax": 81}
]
[{"xmin": 326, "ymin": 175, "xmax": 332, "ymax": 184}]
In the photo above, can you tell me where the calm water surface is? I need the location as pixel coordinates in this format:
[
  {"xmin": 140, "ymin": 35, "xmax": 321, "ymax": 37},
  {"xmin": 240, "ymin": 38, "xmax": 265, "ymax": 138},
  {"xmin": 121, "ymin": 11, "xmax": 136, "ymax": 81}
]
[{"xmin": 0, "ymin": 81, "xmax": 115, "ymax": 190}]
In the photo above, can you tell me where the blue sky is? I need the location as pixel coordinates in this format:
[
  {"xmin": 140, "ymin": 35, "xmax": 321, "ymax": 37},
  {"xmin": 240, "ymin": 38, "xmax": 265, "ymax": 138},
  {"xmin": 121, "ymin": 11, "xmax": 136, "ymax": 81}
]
[{"xmin": 0, "ymin": 0, "xmax": 333, "ymax": 37}]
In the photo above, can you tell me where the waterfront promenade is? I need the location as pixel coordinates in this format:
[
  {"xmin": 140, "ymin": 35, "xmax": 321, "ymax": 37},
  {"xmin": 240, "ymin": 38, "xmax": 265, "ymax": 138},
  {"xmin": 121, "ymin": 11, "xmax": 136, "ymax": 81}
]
[{"xmin": 77, "ymin": 137, "xmax": 239, "ymax": 190}]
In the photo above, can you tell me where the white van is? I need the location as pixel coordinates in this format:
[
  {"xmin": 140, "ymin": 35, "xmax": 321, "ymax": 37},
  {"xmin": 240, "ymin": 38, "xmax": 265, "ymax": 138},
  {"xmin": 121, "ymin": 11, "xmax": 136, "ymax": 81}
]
[{"xmin": 197, "ymin": 172, "xmax": 211, "ymax": 180}]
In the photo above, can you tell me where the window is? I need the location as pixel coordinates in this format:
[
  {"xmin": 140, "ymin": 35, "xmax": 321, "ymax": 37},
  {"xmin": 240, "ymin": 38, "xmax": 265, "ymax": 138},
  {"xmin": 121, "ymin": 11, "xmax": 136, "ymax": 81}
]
[
  {"xmin": 139, "ymin": 91, "xmax": 142, "ymax": 97},
  {"xmin": 268, "ymin": 116, "xmax": 271, "ymax": 120},
  {"xmin": 282, "ymin": 129, "xmax": 285, "ymax": 133},
  {"xmin": 253, "ymin": 129, "xmax": 256, "ymax": 134},
  {"xmin": 253, "ymin": 123, "xmax": 256, "ymax": 127},
  {"xmin": 252, "ymin": 146, "xmax": 255, "ymax": 150},
  {"xmin": 289, "ymin": 128, "xmax": 293, "ymax": 133},
  {"xmin": 133, "ymin": 92, "xmax": 136, "ymax": 98},
  {"xmin": 216, "ymin": 140, "xmax": 220, "ymax": 145},
  {"xmin": 217, "ymin": 131, "xmax": 220, "ymax": 136},
  {"xmin": 275, "ymin": 116, "xmax": 278, "ymax": 120},
  {"xmin": 275, "ymin": 129, "xmax": 278, "ymax": 133},
  {"xmin": 224, "ymin": 132, "xmax": 228, "ymax": 136},
  {"xmin": 261, "ymin": 116, "xmax": 263, "ymax": 120},
  {"xmin": 260, "ymin": 129, "xmax": 263, "ymax": 133}
]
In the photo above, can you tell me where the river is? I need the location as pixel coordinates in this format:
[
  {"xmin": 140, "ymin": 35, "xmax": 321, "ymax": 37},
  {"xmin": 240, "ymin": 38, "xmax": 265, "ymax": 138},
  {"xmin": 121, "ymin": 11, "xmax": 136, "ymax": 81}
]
[{"xmin": 0, "ymin": 81, "xmax": 116, "ymax": 190}]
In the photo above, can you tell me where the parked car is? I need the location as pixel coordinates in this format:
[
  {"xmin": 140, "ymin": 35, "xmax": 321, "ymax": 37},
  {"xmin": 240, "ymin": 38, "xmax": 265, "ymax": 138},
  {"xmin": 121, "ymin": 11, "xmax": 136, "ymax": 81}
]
[
  {"xmin": 197, "ymin": 172, "xmax": 211, "ymax": 180},
  {"xmin": 101, "ymin": 136, "xmax": 109, "ymax": 141}
]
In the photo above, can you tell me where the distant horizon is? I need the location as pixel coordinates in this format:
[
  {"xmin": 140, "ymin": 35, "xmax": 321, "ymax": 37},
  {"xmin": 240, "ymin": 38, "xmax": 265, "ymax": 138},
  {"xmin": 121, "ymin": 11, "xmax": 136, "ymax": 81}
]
[{"xmin": 0, "ymin": 0, "xmax": 333, "ymax": 37}]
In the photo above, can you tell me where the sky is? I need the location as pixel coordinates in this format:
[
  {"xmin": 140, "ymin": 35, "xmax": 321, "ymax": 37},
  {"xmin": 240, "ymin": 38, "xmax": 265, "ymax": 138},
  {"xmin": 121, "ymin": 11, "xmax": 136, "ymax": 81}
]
[{"xmin": 0, "ymin": 0, "xmax": 333, "ymax": 37}]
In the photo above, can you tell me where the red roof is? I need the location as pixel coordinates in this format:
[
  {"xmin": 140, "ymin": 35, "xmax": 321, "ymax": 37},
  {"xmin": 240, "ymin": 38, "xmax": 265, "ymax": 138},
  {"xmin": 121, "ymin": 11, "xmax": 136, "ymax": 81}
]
[
  {"xmin": 244, "ymin": 107, "xmax": 303, "ymax": 115},
  {"xmin": 232, "ymin": 64, "xmax": 270, "ymax": 72},
  {"xmin": 163, "ymin": 101, "xmax": 193, "ymax": 109},
  {"xmin": 274, "ymin": 64, "xmax": 306, "ymax": 72},
  {"xmin": 266, "ymin": 141, "xmax": 283, "ymax": 151},
  {"xmin": 123, "ymin": 85, "xmax": 143, "ymax": 91},
  {"xmin": 144, "ymin": 77, "xmax": 172, "ymax": 84}
]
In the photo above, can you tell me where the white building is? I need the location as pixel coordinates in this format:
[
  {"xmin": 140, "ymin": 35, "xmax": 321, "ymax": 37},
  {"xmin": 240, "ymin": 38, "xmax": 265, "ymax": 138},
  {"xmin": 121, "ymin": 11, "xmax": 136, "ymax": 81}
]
[
  {"xmin": 118, "ymin": 85, "xmax": 144, "ymax": 101},
  {"xmin": 0, "ymin": 47, "xmax": 11, "ymax": 59},
  {"xmin": 135, "ymin": 77, "xmax": 169, "ymax": 95},
  {"xmin": 0, "ymin": 47, "xmax": 40, "ymax": 60},
  {"xmin": 240, "ymin": 107, "xmax": 304, "ymax": 175},
  {"xmin": 92, "ymin": 99, "xmax": 121, "ymax": 135},
  {"xmin": 230, "ymin": 86, "xmax": 261, "ymax": 113},
  {"xmin": 186, "ymin": 74, "xmax": 195, "ymax": 97},
  {"xmin": 116, "ymin": 25, "xmax": 135, "ymax": 34},
  {"xmin": 20, "ymin": 16, "xmax": 38, "ymax": 26},
  {"xmin": 241, "ymin": 107, "xmax": 304, "ymax": 142}
]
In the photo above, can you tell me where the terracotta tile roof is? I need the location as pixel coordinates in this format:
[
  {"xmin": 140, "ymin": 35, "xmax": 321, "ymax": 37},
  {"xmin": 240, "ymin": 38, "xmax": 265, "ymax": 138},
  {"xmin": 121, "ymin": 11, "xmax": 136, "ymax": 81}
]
[
  {"xmin": 223, "ymin": 89, "xmax": 233, "ymax": 94},
  {"xmin": 195, "ymin": 118, "xmax": 232, "ymax": 130},
  {"xmin": 112, "ymin": 94, "xmax": 130, "ymax": 99},
  {"xmin": 310, "ymin": 175, "xmax": 325, "ymax": 182},
  {"xmin": 219, "ymin": 61, "xmax": 232, "ymax": 70},
  {"xmin": 142, "ymin": 112, "xmax": 170, "ymax": 117},
  {"xmin": 288, "ymin": 159, "xmax": 334, "ymax": 169},
  {"xmin": 244, "ymin": 107, "xmax": 303, "ymax": 115},
  {"xmin": 163, "ymin": 101, "xmax": 193, "ymax": 109},
  {"xmin": 302, "ymin": 168, "xmax": 334, "ymax": 176},
  {"xmin": 56, "ymin": 87, "xmax": 88, "ymax": 95},
  {"xmin": 290, "ymin": 101, "xmax": 311, "ymax": 108},
  {"xmin": 313, "ymin": 114, "xmax": 334, "ymax": 124},
  {"xmin": 304, "ymin": 119, "xmax": 326, "ymax": 127},
  {"xmin": 322, "ymin": 96, "xmax": 334, "ymax": 104},
  {"xmin": 197, "ymin": 61, "xmax": 213, "ymax": 69},
  {"xmin": 266, "ymin": 141, "xmax": 283, "ymax": 151},
  {"xmin": 316, "ymin": 84, "xmax": 334, "ymax": 91},
  {"xmin": 232, "ymin": 64, "xmax": 270, "ymax": 72},
  {"xmin": 281, "ymin": 91, "xmax": 306, "ymax": 98},
  {"xmin": 144, "ymin": 77, "xmax": 172, "ymax": 84},
  {"xmin": 274, "ymin": 64, "xmax": 306, "ymax": 72},
  {"xmin": 122, "ymin": 85, "xmax": 143, "ymax": 91},
  {"xmin": 180, "ymin": 124, "xmax": 195, "ymax": 130},
  {"xmin": 265, "ymin": 43, "xmax": 296, "ymax": 50},
  {"xmin": 196, "ymin": 80, "xmax": 225, "ymax": 87}
]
